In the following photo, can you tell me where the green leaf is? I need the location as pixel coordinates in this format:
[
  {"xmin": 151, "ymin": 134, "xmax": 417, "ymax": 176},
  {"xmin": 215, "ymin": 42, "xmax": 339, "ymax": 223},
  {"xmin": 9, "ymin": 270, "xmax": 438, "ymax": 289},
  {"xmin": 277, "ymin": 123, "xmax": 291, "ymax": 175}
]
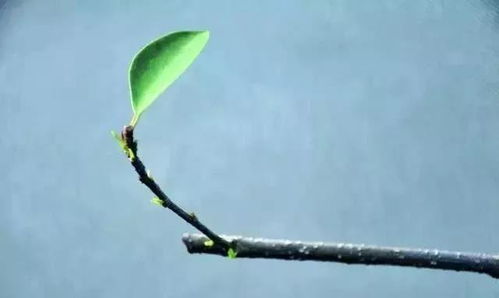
[
  {"xmin": 227, "ymin": 248, "xmax": 237, "ymax": 259},
  {"xmin": 129, "ymin": 30, "xmax": 210, "ymax": 126}
]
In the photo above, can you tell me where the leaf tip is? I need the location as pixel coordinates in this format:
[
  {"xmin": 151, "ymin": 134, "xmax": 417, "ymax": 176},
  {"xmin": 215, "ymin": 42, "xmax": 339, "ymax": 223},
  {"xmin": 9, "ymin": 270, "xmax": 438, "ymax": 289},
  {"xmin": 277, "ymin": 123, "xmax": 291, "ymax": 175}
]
[{"xmin": 199, "ymin": 30, "xmax": 210, "ymax": 39}]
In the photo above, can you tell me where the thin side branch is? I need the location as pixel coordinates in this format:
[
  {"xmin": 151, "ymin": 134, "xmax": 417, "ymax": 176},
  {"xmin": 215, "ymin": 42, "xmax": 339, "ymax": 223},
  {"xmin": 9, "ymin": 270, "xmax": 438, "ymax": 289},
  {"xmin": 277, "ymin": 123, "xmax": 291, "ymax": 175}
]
[
  {"xmin": 121, "ymin": 125, "xmax": 231, "ymax": 251},
  {"xmin": 182, "ymin": 233, "xmax": 499, "ymax": 279}
]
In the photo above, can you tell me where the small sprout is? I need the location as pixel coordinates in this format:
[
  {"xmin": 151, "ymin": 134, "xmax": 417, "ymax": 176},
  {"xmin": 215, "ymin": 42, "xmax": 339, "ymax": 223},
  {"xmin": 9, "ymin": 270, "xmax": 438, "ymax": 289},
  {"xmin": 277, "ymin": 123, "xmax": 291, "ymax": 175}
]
[
  {"xmin": 204, "ymin": 240, "xmax": 214, "ymax": 247},
  {"xmin": 227, "ymin": 248, "xmax": 237, "ymax": 259},
  {"xmin": 111, "ymin": 130, "xmax": 136, "ymax": 161},
  {"xmin": 190, "ymin": 212, "xmax": 197, "ymax": 220},
  {"xmin": 111, "ymin": 130, "xmax": 127, "ymax": 153},
  {"xmin": 151, "ymin": 197, "xmax": 164, "ymax": 207},
  {"xmin": 146, "ymin": 169, "xmax": 153, "ymax": 179},
  {"xmin": 126, "ymin": 147, "xmax": 136, "ymax": 161}
]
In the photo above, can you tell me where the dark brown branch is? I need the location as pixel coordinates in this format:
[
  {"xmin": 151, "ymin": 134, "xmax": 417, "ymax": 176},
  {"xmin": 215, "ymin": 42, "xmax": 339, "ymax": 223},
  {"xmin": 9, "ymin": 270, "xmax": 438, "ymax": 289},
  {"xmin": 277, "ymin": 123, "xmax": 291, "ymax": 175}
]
[
  {"xmin": 121, "ymin": 125, "xmax": 231, "ymax": 251},
  {"xmin": 182, "ymin": 233, "xmax": 499, "ymax": 279}
]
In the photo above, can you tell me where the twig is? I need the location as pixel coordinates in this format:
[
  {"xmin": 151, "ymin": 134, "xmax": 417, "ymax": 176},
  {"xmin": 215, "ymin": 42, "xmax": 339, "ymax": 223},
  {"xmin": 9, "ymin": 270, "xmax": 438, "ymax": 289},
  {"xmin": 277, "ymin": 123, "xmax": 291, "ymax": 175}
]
[
  {"xmin": 182, "ymin": 233, "xmax": 499, "ymax": 279},
  {"xmin": 118, "ymin": 125, "xmax": 499, "ymax": 279},
  {"xmin": 120, "ymin": 125, "xmax": 231, "ymax": 251}
]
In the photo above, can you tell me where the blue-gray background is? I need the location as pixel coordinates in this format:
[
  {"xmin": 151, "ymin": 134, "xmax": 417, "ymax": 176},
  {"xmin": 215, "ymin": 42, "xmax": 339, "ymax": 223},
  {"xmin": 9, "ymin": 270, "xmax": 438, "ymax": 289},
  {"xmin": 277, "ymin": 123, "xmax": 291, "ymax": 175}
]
[{"xmin": 1, "ymin": 0, "xmax": 498, "ymax": 296}]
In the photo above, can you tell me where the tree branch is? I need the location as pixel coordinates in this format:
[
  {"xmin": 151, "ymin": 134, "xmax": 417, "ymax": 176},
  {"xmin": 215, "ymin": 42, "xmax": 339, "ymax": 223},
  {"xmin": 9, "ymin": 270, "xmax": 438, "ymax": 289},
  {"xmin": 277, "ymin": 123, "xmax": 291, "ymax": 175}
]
[
  {"xmin": 118, "ymin": 125, "xmax": 499, "ymax": 280},
  {"xmin": 120, "ymin": 125, "xmax": 232, "ymax": 251},
  {"xmin": 182, "ymin": 233, "xmax": 499, "ymax": 279}
]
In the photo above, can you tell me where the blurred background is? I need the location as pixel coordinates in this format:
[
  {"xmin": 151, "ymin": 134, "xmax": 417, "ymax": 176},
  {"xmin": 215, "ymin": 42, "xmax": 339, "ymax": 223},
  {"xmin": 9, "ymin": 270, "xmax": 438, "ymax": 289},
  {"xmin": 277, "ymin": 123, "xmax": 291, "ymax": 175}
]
[{"xmin": 1, "ymin": 0, "xmax": 499, "ymax": 296}]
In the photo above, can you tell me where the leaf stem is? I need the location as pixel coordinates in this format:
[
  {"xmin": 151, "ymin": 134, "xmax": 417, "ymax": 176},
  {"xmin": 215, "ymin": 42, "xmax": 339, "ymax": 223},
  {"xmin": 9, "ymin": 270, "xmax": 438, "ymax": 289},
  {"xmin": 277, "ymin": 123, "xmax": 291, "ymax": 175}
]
[{"xmin": 129, "ymin": 114, "xmax": 139, "ymax": 127}]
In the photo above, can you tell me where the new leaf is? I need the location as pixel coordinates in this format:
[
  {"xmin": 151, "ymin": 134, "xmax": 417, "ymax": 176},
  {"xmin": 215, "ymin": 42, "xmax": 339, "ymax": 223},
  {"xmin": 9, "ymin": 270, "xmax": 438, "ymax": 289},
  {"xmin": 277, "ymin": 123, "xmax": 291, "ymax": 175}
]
[{"xmin": 129, "ymin": 31, "xmax": 210, "ymax": 126}]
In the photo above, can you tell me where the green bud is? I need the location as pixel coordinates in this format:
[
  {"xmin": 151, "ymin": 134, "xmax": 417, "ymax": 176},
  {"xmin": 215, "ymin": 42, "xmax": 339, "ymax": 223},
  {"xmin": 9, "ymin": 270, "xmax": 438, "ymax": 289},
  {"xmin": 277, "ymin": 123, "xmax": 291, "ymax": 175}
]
[{"xmin": 227, "ymin": 248, "xmax": 237, "ymax": 259}]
